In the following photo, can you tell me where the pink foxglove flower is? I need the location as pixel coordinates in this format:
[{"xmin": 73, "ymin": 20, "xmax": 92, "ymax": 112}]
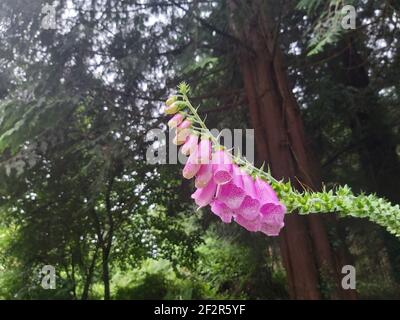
[
  {"xmin": 215, "ymin": 165, "xmax": 245, "ymax": 209},
  {"xmin": 234, "ymin": 171, "xmax": 260, "ymax": 221},
  {"xmin": 255, "ymin": 176, "xmax": 280, "ymax": 203},
  {"xmin": 182, "ymin": 147, "xmax": 201, "ymax": 179},
  {"xmin": 197, "ymin": 138, "xmax": 212, "ymax": 164},
  {"xmin": 168, "ymin": 113, "xmax": 184, "ymax": 128},
  {"xmin": 235, "ymin": 214, "xmax": 261, "ymax": 232},
  {"xmin": 255, "ymin": 177, "xmax": 285, "ymax": 234},
  {"xmin": 241, "ymin": 170, "xmax": 258, "ymax": 198},
  {"xmin": 178, "ymin": 119, "xmax": 192, "ymax": 130},
  {"xmin": 255, "ymin": 177, "xmax": 286, "ymax": 215},
  {"xmin": 195, "ymin": 164, "xmax": 213, "ymax": 188},
  {"xmin": 260, "ymin": 223, "xmax": 283, "ymax": 236},
  {"xmin": 259, "ymin": 205, "xmax": 285, "ymax": 236},
  {"xmin": 210, "ymin": 200, "xmax": 234, "ymax": 223},
  {"xmin": 235, "ymin": 196, "xmax": 260, "ymax": 221},
  {"xmin": 212, "ymin": 150, "xmax": 233, "ymax": 185},
  {"xmin": 191, "ymin": 179, "xmax": 217, "ymax": 208},
  {"xmin": 181, "ymin": 134, "xmax": 198, "ymax": 156}
]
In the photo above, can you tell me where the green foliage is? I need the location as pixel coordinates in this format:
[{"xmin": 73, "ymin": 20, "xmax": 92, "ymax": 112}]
[
  {"xmin": 196, "ymin": 234, "xmax": 255, "ymax": 299},
  {"xmin": 297, "ymin": 0, "xmax": 356, "ymax": 55},
  {"xmin": 112, "ymin": 230, "xmax": 288, "ymax": 300},
  {"xmin": 196, "ymin": 230, "xmax": 287, "ymax": 299},
  {"xmin": 113, "ymin": 259, "xmax": 220, "ymax": 300}
]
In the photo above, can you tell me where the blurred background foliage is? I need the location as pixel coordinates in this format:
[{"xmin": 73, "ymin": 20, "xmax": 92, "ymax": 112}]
[{"xmin": 0, "ymin": 0, "xmax": 399, "ymax": 299}]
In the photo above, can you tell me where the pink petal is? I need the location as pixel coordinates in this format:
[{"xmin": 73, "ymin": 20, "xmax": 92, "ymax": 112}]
[
  {"xmin": 174, "ymin": 120, "xmax": 192, "ymax": 145},
  {"xmin": 260, "ymin": 222, "xmax": 284, "ymax": 236},
  {"xmin": 178, "ymin": 119, "xmax": 192, "ymax": 130},
  {"xmin": 195, "ymin": 164, "xmax": 213, "ymax": 188},
  {"xmin": 231, "ymin": 165, "xmax": 244, "ymax": 188},
  {"xmin": 167, "ymin": 114, "xmax": 184, "ymax": 128},
  {"xmin": 241, "ymin": 171, "xmax": 257, "ymax": 199},
  {"xmin": 182, "ymin": 147, "xmax": 201, "ymax": 179},
  {"xmin": 260, "ymin": 203, "xmax": 286, "ymax": 219},
  {"xmin": 215, "ymin": 181, "xmax": 245, "ymax": 210},
  {"xmin": 198, "ymin": 138, "xmax": 212, "ymax": 164},
  {"xmin": 259, "ymin": 203, "xmax": 285, "ymax": 237},
  {"xmin": 235, "ymin": 195, "xmax": 260, "ymax": 220},
  {"xmin": 254, "ymin": 177, "xmax": 279, "ymax": 203},
  {"xmin": 255, "ymin": 176, "xmax": 286, "ymax": 228},
  {"xmin": 191, "ymin": 179, "xmax": 217, "ymax": 208},
  {"xmin": 212, "ymin": 150, "xmax": 233, "ymax": 185},
  {"xmin": 217, "ymin": 164, "xmax": 243, "ymax": 196},
  {"xmin": 234, "ymin": 214, "xmax": 261, "ymax": 232},
  {"xmin": 260, "ymin": 224, "xmax": 283, "ymax": 236},
  {"xmin": 210, "ymin": 200, "xmax": 234, "ymax": 223},
  {"xmin": 181, "ymin": 134, "xmax": 198, "ymax": 156}
]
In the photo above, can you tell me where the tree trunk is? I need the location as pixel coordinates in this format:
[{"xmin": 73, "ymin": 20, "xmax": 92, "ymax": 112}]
[
  {"xmin": 228, "ymin": 0, "xmax": 356, "ymax": 299},
  {"xmin": 102, "ymin": 249, "xmax": 111, "ymax": 300},
  {"xmin": 81, "ymin": 246, "xmax": 99, "ymax": 300},
  {"xmin": 102, "ymin": 175, "xmax": 114, "ymax": 300}
]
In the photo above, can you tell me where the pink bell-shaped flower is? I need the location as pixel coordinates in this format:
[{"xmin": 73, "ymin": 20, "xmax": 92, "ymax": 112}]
[
  {"xmin": 191, "ymin": 179, "xmax": 217, "ymax": 208},
  {"xmin": 215, "ymin": 165, "xmax": 245, "ymax": 209},
  {"xmin": 167, "ymin": 113, "xmax": 184, "ymax": 129},
  {"xmin": 212, "ymin": 150, "xmax": 233, "ymax": 185},
  {"xmin": 182, "ymin": 147, "xmax": 201, "ymax": 179},
  {"xmin": 195, "ymin": 164, "xmax": 213, "ymax": 188},
  {"xmin": 259, "ymin": 206, "xmax": 285, "ymax": 236},
  {"xmin": 234, "ymin": 215, "xmax": 261, "ymax": 232},
  {"xmin": 234, "ymin": 170, "xmax": 260, "ymax": 220},
  {"xmin": 260, "ymin": 223, "xmax": 283, "ymax": 236},
  {"xmin": 254, "ymin": 177, "xmax": 285, "ymax": 236},
  {"xmin": 254, "ymin": 176, "xmax": 280, "ymax": 203},
  {"xmin": 210, "ymin": 200, "xmax": 234, "ymax": 223},
  {"xmin": 235, "ymin": 196, "xmax": 260, "ymax": 221},
  {"xmin": 181, "ymin": 134, "xmax": 198, "ymax": 156},
  {"xmin": 241, "ymin": 170, "xmax": 258, "ymax": 198},
  {"xmin": 197, "ymin": 138, "xmax": 212, "ymax": 164}
]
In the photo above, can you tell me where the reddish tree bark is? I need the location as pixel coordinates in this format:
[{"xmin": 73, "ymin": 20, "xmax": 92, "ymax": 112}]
[{"xmin": 228, "ymin": 0, "xmax": 357, "ymax": 299}]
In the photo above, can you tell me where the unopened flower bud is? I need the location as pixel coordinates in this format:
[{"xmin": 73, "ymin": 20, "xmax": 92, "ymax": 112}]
[
  {"xmin": 164, "ymin": 101, "xmax": 179, "ymax": 115},
  {"xmin": 166, "ymin": 95, "xmax": 178, "ymax": 106}
]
